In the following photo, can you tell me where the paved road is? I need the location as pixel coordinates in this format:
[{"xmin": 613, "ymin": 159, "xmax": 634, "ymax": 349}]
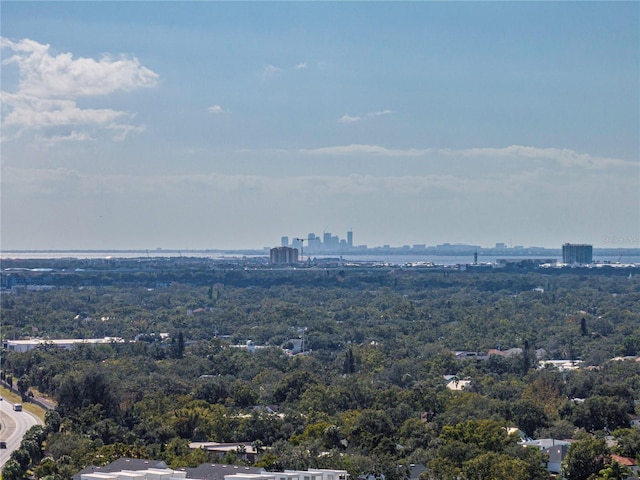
[{"xmin": 0, "ymin": 400, "xmax": 43, "ymax": 470}]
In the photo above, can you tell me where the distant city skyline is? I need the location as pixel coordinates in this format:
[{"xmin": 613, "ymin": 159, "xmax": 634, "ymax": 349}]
[
  {"xmin": 280, "ymin": 229, "xmax": 609, "ymax": 250},
  {"xmin": 276, "ymin": 231, "xmax": 624, "ymax": 252},
  {"xmin": 1, "ymin": 2, "xmax": 638, "ymax": 251}
]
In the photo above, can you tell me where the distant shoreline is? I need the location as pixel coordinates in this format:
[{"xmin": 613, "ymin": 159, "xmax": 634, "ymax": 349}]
[
  {"xmin": 1, "ymin": 247, "xmax": 639, "ymax": 256},
  {"xmin": 2, "ymin": 248, "xmax": 639, "ymax": 268}
]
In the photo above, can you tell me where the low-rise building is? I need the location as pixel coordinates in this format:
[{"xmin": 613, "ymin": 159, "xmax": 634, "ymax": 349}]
[
  {"xmin": 189, "ymin": 443, "xmax": 260, "ymax": 464},
  {"xmin": 181, "ymin": 464, "xmax": 263, "ymax": 480},
  {"xmin": 446, "ymin": 378, "xmax": 473, "ymax": 391},
  {"xmin": 223, "ymin": 469, "xmax": 347, "ymax": 480},
  {"xmin": 538, "ymin": 359, "xmax": 583, "ymax": 372},
  {"xmin": 454, "ymin": 351, "xmax": 489, "ymax": 361},
  {"xmin": 5, "ymin": 337, "xmax": 125, "ymax": 352},
  {"xmin": 521, "ymin": 439, "xmax": 571, "ymax": 475},
  {"xmin": 75, "ymin": 459, "xmax": 265, "ymax": 480},
  {"xmin": 611, "ymin": 455, "xmax": 638, "ymax": 476}
]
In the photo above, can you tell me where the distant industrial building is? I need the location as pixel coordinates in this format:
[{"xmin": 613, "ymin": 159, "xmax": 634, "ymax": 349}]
[
  {"xmin": 562, "ymin": 243, "xmax": 593, "ymax": 264},
  {"xmin": 270, "ymin": 246, "xmax": 298, "ymax": 265}
]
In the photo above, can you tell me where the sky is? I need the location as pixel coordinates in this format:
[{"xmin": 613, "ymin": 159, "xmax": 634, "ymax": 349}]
[{"xmin": 1, "ymin": 1, "xmax": 639, "ymax": 251}]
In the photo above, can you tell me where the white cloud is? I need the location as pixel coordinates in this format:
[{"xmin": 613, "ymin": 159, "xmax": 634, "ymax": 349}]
[
  {"xmin": 1, "ymin": 37, "xmax": 158, "ymax": 143},
  {"xmin": 1, "ymin": 38, "xmax": 158, "ymax": 98},
  {"xmin": 300, "ymin": 144, "xmax": 429, "ymax": 156},
  {"xmin": 311, "ymin": 174, "xmax": 477, "ymax": 196},
  {"xmin": 2, "ymin": 94, "xmax": 130, "ymax": 129},
  {"xmin": 260, "ymin": 61, "xmax": 311, "ymax": 81},
  {"xmin": 369, "ymin": 110, "xmax": 392, "ymax": 118},
  {"xmin": 447, "ymin": 145, "xmax": 637, "ymax": 170},
  {"xmin": 207, "ymin": 104, "xmax": 228, "ymax": 114},
  {"xmin": 261, "ymin": 64, "xmax": 282, "ymax": 79},
  {"xmin": 299, "ymin": 143, "xmax": 637, "ymax": 170},
  {"xmin": 0, "ymin": 167, "xmax": 496, "ymax": 199},
  {"xmin": 338, "ymin": 114, "xmax": 361, "ymax": 123},
  {"xmin": 338, "ymin": 110, "xmax": 393, "ymax": 123}
]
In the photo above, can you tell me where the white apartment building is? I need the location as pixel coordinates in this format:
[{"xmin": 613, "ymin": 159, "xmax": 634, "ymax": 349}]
[
  {"xmin": 225, "ymin": 469, "xmax": 348, "ymax": 480},
  {"xmin": 81, "ymin": 468, "xmax": 187, "ymax": 480}
]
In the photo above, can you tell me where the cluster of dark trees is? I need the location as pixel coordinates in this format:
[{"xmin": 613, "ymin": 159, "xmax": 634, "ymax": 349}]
[{"xmin": 1, "ymin": 264, "xmax": 639, "ymax": 480}]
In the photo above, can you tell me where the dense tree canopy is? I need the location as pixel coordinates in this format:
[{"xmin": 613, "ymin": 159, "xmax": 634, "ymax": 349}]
[{"xmin": 1, "ymin": 262, "xmax": 639, "ymax": 480}]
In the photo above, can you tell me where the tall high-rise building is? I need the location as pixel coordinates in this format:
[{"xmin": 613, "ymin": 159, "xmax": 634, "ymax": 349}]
[
  {"xmin": 323, "ymin": 232, "xmax": 332, "ymax": 247},
  {"xmin": 562, "ymin": 243, "xmax": 593, "ymax": 264},
  {"xmin": 279, "ymin": 230, "xmax": 355, "ymax": 254},
  {"xmin": 270, "ymin": 246, "xmax": 298, "ymax": 264},
  {"xmin": 307, "ymin": 234, "xmax": 321, "ymax": 253}
]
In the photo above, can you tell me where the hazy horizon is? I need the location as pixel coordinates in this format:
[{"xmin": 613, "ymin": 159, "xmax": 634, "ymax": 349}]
[
  {"xmin": 2, "ymin": 241, "xmax": 639, "ymax": 253},
  {"xmin": 2, "ymin": 2, "xmax": 638, "ymax": 251}
]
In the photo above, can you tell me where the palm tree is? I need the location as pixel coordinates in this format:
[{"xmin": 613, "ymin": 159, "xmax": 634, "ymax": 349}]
[{"xmin": 597, "ymin": 461, "xmax": 632, "ymax": 480}]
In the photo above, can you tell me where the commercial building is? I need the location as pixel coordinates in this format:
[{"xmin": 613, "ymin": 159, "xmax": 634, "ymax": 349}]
[
  {"xmin": 269, "ymin": 247, "xmax": 298, "ymax": 265},
  {"xmin": 562, "ymin": 243, "xmax": 593, "ymax": 264},
  {"xmin": 4, "ymin": 337, "xmax": 124, "ymax": 353}
]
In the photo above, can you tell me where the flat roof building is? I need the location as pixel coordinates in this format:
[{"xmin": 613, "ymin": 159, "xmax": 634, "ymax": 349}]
[
  {"xmin": 75, "ymin": 460, "xmax": 266, "ymax": 480},
  {"xmin": 4, "ymin": 337, "xmax": 125, "ymax": 353}
]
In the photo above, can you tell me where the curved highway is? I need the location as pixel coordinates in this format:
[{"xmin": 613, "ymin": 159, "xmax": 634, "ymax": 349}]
[{"xmin": 0, "ymin": 400, "xmax": 43, "ymax": 470}]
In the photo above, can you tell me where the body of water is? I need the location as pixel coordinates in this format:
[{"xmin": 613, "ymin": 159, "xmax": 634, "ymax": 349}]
[{"xmin": 2, "ymin": 251, "xmax": 639, "ymax": 267}]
